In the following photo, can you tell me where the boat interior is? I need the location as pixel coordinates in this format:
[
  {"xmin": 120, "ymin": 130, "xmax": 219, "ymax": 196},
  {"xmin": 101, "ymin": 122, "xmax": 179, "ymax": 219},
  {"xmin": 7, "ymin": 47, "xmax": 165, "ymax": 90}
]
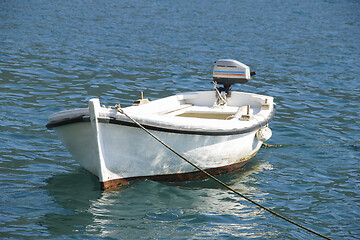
[
  {"xmin": 130, "ymin": 91, "xmax": 264, "ymax": 121},
  {"xmin": 160, "ymin": 105, "xmax": 252, "ymax": 120}
]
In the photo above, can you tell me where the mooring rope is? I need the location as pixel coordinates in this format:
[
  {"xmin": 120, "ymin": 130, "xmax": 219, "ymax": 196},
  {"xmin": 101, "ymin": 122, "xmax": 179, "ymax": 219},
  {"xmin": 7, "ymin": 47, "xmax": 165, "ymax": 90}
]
[
  {"xmin": 262, "ymin": 142, "xmax": 360, "ymax": 149},
  {"xmin": 115, "ymin": 105, "xmax": 332, "ymax": 240},
  {"xmin": 262, "ymin": 143, "xmax": 297, "ymax": 148}
]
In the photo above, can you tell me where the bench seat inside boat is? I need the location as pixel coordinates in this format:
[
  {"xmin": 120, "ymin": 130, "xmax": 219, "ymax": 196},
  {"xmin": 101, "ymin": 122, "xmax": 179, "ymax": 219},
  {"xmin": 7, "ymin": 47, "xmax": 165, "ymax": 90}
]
[{"xmin": 160, "ymin": 105, "xmax": 253, "ymax": 120}]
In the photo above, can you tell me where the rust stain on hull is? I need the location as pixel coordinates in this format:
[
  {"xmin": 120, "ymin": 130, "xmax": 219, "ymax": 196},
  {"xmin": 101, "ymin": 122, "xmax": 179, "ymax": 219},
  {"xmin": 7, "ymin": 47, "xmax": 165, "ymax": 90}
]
[{"xmin": 101, "ymin": 152, "xmax": 257, "ymax": 191}]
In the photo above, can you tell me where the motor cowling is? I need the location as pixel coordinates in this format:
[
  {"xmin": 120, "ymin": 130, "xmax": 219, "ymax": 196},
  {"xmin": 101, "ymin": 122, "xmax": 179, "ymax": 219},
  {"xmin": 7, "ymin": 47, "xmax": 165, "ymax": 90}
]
[{"xmin": 213, "ymin": 59, "xmax": 255, "ymax": 93}]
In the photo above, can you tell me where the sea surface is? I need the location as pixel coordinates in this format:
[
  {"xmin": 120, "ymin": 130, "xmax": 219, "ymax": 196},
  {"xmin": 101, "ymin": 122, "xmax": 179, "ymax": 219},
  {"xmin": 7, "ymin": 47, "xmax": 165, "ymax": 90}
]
[{"xmin": 1, "ymin": 0, "xmax": 359, "ymax": 239}]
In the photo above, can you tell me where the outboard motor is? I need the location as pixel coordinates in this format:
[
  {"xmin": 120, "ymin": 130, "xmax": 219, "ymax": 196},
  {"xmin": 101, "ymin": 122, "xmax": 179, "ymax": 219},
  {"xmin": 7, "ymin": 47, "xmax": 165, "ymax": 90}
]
[{"xmin": 213, "ymin": 59, "xmax": 255, "ymax": 93}]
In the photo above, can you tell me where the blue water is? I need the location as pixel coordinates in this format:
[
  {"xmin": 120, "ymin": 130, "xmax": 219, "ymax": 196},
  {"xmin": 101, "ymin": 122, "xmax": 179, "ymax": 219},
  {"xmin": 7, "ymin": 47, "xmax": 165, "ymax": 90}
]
[{"xmin": 1, "ymin": 0, "xmax": 359, "ymax": 239}]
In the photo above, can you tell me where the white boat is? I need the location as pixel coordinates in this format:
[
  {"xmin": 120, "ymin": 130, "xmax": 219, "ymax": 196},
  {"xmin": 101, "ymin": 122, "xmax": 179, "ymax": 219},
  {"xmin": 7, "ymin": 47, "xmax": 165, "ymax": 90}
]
[{"xmin": 46, "ymin": 60, "xmax": 276, "ymax": 190}]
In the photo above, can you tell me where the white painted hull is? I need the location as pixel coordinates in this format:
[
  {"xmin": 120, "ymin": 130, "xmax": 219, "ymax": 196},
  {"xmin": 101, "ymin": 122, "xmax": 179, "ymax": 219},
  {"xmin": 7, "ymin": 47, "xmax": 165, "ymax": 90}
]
[
  {"xmin": 55, "ymin": 122, "xmax": 261, "ymax": 180},
  {"xmin": 47, "ymin": 91, "xmax": 275, "ymax": 189}
]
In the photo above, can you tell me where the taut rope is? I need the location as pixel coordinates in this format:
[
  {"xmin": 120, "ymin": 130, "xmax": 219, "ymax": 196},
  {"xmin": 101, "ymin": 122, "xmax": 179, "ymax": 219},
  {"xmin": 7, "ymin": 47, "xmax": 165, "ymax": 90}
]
[{"xmin": 115, "ymin": 105, "xmax": 332, "ymax": 240}]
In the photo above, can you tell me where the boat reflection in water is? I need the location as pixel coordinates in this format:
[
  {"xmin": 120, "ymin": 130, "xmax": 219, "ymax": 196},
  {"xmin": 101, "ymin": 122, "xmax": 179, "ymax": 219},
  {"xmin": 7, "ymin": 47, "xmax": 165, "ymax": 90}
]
[{"xmin": 43, "ymin": 161, "xmax": 277, "ymax": 239}]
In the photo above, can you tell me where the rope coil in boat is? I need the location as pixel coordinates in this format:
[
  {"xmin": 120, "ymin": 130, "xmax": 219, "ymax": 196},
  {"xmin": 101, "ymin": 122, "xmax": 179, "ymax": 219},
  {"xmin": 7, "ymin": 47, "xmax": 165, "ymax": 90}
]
[{"xmin": 114, "ymin": 105, "xmax": 332, "ymax": 240}]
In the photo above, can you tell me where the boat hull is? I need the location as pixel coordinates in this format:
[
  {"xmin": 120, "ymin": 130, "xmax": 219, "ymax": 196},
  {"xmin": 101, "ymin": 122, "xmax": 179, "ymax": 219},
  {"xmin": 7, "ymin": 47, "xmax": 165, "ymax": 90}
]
[{"xmin": 55, "ymin": 120, "xmax": 262, "ymax": 190}]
